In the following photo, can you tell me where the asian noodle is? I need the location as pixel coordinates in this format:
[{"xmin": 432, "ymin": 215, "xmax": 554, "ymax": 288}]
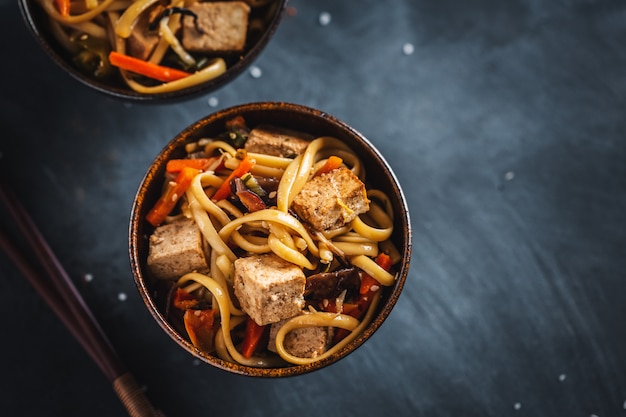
[{"xmin": 150, "ymin": 124, "xmax": 400, "ymax": 367}]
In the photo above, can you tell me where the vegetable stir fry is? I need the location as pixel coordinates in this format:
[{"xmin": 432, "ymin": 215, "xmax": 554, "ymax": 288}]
[{"xmin": 145, "ymin": 116, "xmax": 402, "ymax": 367}]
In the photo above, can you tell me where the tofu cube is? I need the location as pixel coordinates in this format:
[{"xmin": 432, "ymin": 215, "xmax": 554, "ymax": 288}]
[
  {"xmin": 291, "ymin": 167, "xmax": 370, "ymax": 231},
  {"xmin": 267, "ymin": 317, "xmax": 334, "ymax": 359},
  {"xmin": 244, "ymin": 124, "xmax": 313, "ymax": 158},
  {"xmin": 182, "ymin": 1, "xmax": 250, "ymax": 53},
  {"xmin": 147, "ymin": 218, "xmax": 209, "ymax": 280},
  {"xmin": 233, "ymin": 253, "xmax": 306, "ymax": 325}
]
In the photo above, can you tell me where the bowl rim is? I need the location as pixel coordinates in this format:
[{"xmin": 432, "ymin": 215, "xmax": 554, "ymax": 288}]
[
  {"xmin": 18, "ymin": 0, "xmax": 288, "ymax": 102},
  {"xmin": 129, "ymin": 101, "xmax": 413, "ymax": 377}
]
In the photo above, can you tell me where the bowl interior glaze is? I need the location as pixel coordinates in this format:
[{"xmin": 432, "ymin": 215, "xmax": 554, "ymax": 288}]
[
  {"xmin": 129, "ymin": 102, "xmax": 412, "ymax": 377},
  {"xmin": 18, "ymin": 0, "xmax": 287, "ymax": 102}
]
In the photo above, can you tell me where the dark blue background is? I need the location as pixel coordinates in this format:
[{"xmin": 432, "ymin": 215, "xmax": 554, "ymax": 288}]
[{"xmin": 1, "ymin": 0, "xmax": 625, "ymax": 416}]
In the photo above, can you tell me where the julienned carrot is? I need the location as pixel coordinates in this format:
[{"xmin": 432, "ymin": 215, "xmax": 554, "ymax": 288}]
[
  {"xmin": 315, "ymin": 155, "xmax": 343, "ymax": 176},
  {"xmin": 211, "ymin": 155, "xmax": 256, "ymax": 201},
  {"xmin": 55, "ymin": 0, "xmax": 70, "ymax": 16},
  {"xmin": 108, "ymin": 51, "xmax": 190, "ymax": 83},
  {"xmin": 166, "ymin": 158, "xmax": 218, "ymax": 173},
  {"xmin": 146, "ymin": 167, "xmax": 199, "ymax": 227}
]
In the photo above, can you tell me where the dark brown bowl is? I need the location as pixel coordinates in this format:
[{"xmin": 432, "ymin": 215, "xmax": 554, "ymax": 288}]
[
  {"xmin": 129, "ymin": 102, "xmax": 412, "ymax": 376},
  {"xmin": 18, "ymin": 0, "xmax": 286, "ymax": 102}
]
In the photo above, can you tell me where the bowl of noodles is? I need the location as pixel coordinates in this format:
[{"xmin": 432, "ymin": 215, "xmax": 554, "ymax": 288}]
[
  {"xmin": 129, "ymin": 102, "xmax": 412, "ymax": 377},
  {"xmin": 18, "ymin": 0, "xmax": 287, "ymax": 102}
]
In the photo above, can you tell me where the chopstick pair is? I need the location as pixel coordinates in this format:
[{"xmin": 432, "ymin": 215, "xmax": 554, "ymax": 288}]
[{"xmin": 0, "ymin": 175, "xmax": 164, "ymax": 417}]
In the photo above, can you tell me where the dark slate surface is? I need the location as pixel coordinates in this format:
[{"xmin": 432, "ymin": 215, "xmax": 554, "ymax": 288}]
[{"xmin": 1, "ymin": 0, "xmax": 625, "ymax": 416}]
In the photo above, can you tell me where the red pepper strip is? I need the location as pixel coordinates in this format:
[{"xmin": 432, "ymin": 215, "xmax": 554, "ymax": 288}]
[
  {"xmin": 241, "ymin": 316, "xmax": 267, "ymax": 358},
  {"xmin": 172, "ymin": 288, "xmax": 200, "ymax": 310},
  {"xmin": 146, "ymin": 167, "xmax": 200, "ymax": 227},
  {"xmin": 315, "ymin": 156, "xmax": 343, "ymax": 176},
  {"xmin": 166, "ymin": 158, "xmax": 218, "ymax": 173},
  {"xmin": 54, "ymin": 0, "xmax": 70, "ymax": 16},
  {"xmin": 360, "ymin": 253, "xmax": 392, "ymax": 295},
  {"xmin": 331, "ymin": 253, "xmax": 393, "ymax": 343},
  {"xmin": 211, "ymin": 155, "xmax": 256, "ymax": 201},
  {"xmin": 184, "ymin": 309, "xmax": 216, "ymax": 352},
  {"xmin": 109, "ymin": 51, "xmax": 191, "ymax": 83}
]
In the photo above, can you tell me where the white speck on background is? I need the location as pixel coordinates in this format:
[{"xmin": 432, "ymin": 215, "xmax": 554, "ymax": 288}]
[
  {"xmin": 118, "ymin": 292, "xmax": 127, "ymax": 302},
  {"xmin": 318, "ymin": 12, "xmax": 331, "ymax": 26},
  {"xmin": 193, "ymin": 359, "xmax": 201, "ymax": 366},
  {"xmin": 207, "ymin": 96, "xmax": 219, "ymax": 107},
  {"xmin": 84, "ymin": 273, "xmax": 94, "ymax": 283},
  {"xmin": 123, "ymin": 102, "xmax": 133, "ymax": 109},
  {"xmin": 590, "ymin": 414, "xmax": 599, "ymax": 417},
  {"xmin": 513, "ymin": 402, "xmax": 521, "ymax": 410},
  {"xmin": 249, "ymin": 66, "xmax": 262, "ymax": 78},
  {"xmin": 558, "ymin": 373, "xmax": 566, "ymax": 382},
  {"xmin": 623, "ymin": 400, "xmax": 626, "ymax": 410},
  {"xmin": 504, "ymin": 171, "xmax": 515, "ymax": 181},
  {"xmin": 402, "ymin": 43, "xmax": 415, "ymax": 55}
]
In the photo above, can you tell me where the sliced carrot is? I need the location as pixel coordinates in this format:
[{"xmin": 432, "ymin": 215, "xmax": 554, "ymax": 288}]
[
  {"xmin": 108, "ymin": 51, "xmax": 190, "ymax": 83},
  {"xmin": 211, "ymin": 155, "xmax": 256, "ymax": 201},
  {"xmin": 315, "ymin": 155, "xmax": 343, "ymax": 176},
  {"xmin": 146, "ymin": 167, "xmax": 199, "ymax": 227},
  {"xmin": 166, "ymin": 158, "xmax": 218, "ymax": 173},
  {"xmin": 55, "ymin": 0, "xmax": 70, "ymax": 16}
]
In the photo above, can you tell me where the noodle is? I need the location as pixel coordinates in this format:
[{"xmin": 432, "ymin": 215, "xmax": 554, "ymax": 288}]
[
  {"xmin": 274, "ymin": 292, "xmax": 382, "ymax": 365},
  {"xmin": 217, "ymin": 209, "xmax": 320, "ymax": 258},
  {"xmin": 115, "ymin": 0, "xmax": 160, "ymax": 38},
  {"xmin": 350, "ymin": 255, "xmax": 395, "ymax": 286},
  {"xmin": 120, "ymin": 58, "xmax": 226, "ymax": 94}
]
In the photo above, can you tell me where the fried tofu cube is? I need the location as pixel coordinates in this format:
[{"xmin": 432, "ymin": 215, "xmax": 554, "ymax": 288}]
[
  {"xmin": 182, "ymin": 1, "xmax": 250, "ymax": 53},
  {"xmin": 291, "ymin": 167, "xmax": 370, "ymax": 231},
  {"xmin": 147, "ymin": 218, "xmax": 209, "ymax": 280},
  {"xmin": 233, "ymin": 253, "xmax": 306, "ymax": 325},
  {"xmin": 244, "ymin": 124, "xmax": 313, "ymax": 158},
  {"xmin": 267, "ymin": 317, "xmax": 334, "ymax": 359}
]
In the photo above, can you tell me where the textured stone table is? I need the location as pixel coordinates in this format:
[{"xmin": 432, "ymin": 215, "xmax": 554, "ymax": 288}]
[{"xmin": 1, "ymin": 0, "xmax": 625, "ymax": 416}]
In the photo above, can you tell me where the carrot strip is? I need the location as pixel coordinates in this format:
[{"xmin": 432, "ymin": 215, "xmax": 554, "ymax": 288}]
[
  {"xmin": 55, "ymin": 0, "xmax": 70, "ymax": 16},
  {"xmin": 315, "ymin": 155, "xmax": 343, "ymax": 176},
  {"xmin": 211, "ymin": 156, "xmax": 256, "ymax": 201},
  {"xmin": 146, "ymin": 167, "xmax": 199, "ymax": 227},
  {"xmin": 108, "ymin": 51, "xmax": 190, "ymax": 83},
  {"xmin": 166, "ymin": 158, "xmax": 217, "ymax": 173}
]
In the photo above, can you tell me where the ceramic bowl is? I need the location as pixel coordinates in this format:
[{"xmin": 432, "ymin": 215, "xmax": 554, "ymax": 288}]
[
  {"xmin": 129, "ymin": 102, "xmax": 412, "ymax": 376},
  {"xmin": 18, "ymin": 0, "xmax": 287, "ymax": 102}
]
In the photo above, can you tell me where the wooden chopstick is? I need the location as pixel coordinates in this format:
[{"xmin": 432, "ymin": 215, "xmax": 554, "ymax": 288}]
[{"xmin": 0, "ymin": 176, "xmax": 164, "ymax": 417}]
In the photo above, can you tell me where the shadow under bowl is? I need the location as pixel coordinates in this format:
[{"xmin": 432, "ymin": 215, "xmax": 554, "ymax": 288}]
[
  {"xmin": 18, "ymin": 0, "xmax": 287, "ymax": 102},
  {"xmin": 129, "ymin": 102, "xmax": 412, "ymax": 377}
]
